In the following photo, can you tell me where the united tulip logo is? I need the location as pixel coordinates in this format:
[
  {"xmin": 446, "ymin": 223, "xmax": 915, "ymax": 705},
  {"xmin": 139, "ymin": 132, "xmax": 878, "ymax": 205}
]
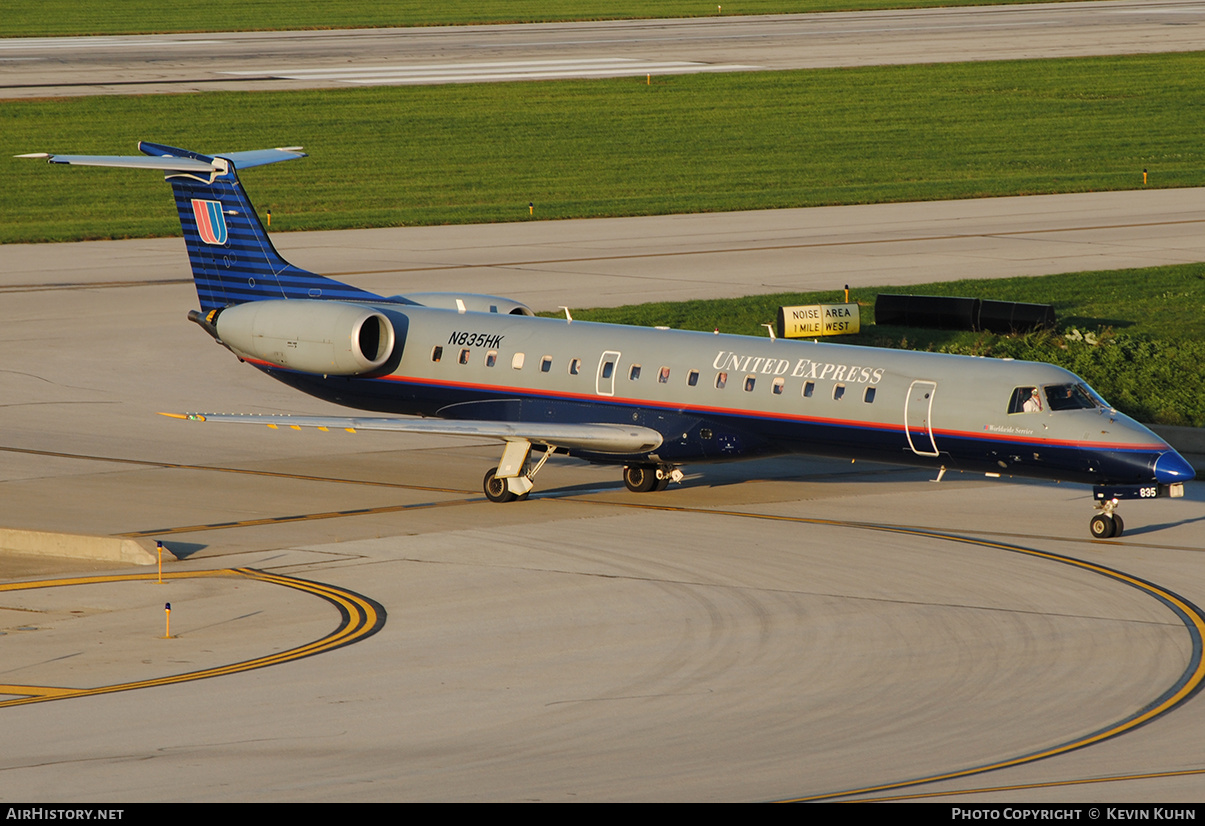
[{"xmin": 191, "ymin": 198, "xmax": 228, "ymax": 245}]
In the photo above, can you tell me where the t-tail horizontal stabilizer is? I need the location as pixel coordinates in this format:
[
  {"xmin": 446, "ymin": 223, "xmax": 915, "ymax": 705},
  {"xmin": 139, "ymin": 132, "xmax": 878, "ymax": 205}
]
[{"xmin": 17, "ymin": 142, "xmax": 385, "ymax": 313}]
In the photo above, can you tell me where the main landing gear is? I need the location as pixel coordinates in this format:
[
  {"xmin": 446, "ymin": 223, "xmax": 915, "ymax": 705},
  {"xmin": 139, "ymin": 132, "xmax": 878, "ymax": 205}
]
[
  {"xmin": 482, "ymin": 440, "xmax": 546, "ymax": 503},
  {"xmin": 479, "ymin": 444, "xmax": 683, "ymax": 502},
  {"xmin": 623, "ymin": 464, "xmax": 682, "ymax": 493}
]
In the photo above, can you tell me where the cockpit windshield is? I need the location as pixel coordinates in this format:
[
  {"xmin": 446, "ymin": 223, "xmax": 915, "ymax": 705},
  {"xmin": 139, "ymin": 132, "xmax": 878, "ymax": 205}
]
[
  {"xmin": 1044, "ymin": 383, "xmax": 1099, "ymax": 412},
  {"xmin": 1008, "ymin": 382, "xmax": 1108, "ymax": 414}
]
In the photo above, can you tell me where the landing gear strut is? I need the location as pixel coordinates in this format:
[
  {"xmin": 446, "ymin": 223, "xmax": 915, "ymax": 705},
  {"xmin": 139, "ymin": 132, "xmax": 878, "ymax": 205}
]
[{"xmin": 623, "ymin": 464, "xmax": 681, "ymax": 493}]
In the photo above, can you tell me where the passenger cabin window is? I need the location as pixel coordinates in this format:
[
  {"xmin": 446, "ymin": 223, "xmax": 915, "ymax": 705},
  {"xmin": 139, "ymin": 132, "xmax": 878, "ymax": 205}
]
[
  {"xmin": 458, "ymin": 349, "xmax": 470, "ymax": 365},
  {"xmin": 688, "ymin": 370, "xmax": 700, "ymax": 387},
  {"xmin": 773, "ymin": 377, "xmax": 785, "ymax": 395},
  {"xmin": 802, "ymin": 381, "xmax": 815, "ymax": 398},
  {"xmin": 512, "ymin": 353, "xmax": 525, "ymax": 370},
  {"xmin": 744, "ymin": 375, "xmax": 756, "ymax": 392},
  {"xmin": 569, "ymin": 358, "xmax": 582, "ymax": 375},
  {"xmin": 1008, "ymin": 386, "xmax": 1042, "ymax": 414},
  {"xmin": 629, "ymin": 364, "xmax": 641, "ymax": 381},
  {"xmin": 863, "ymin": 386, "xmax": 876, "ymax": 404},
  {"xmin": 540, "ymin": 355, "xmax": 553, "ymax": 373},
  {"xmin": 658, "ymin": 367, "xmax": 671, "ymax": 384},
  {"xmin": 601, "ymin": 360, "xmax": 615, "ymax": 380},
  {"xmin": 715, "ymin": 371, "xmax": 728, "ymax": 389},
  {"xmin": 833, "ymin": 384, "xmax": 846, "ymax": 401},
  {"xmin": 485, "ymin": 350, "xmax": 497, "ymax": 368},
  {"xmin": 431, "ymin": 346, "xmax": 443, "ymax": 362}
]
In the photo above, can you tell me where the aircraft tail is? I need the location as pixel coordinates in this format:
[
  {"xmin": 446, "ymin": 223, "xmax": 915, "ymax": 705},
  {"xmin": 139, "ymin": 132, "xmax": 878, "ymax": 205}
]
[{"xmin": 19, "ymin": 141, "xmax": 384, "ymax": 312}]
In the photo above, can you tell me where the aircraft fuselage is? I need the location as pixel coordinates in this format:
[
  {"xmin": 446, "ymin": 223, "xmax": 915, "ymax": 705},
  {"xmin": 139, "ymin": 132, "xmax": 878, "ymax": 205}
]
[{"xmin": 253, "ymin": 305, "xmax": 1171, "ymax": 488}]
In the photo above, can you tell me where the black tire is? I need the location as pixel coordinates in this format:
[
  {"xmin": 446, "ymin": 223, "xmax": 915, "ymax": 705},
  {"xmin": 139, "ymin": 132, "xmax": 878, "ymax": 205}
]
[
  {"xmin": 623, "ymin": 465, "xmax": 658, "ymax": 493},
  {"xmin": 654, "ymin": 473, "xmax": 670, "ymax": 492},
  {"xmin": 1111, "ymin": 514, "xmax": 1124, "ymax": 538},
  {"xmin": 483, "ymin": 467, "xmax": 516, "ymax": 503},
  {"xmin": 1090, "ymin": 513, "xmax": 1115, "ymax": 539}
]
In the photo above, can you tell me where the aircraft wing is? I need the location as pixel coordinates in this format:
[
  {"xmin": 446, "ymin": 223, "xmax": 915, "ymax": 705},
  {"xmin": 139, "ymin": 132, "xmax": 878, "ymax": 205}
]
[{"xmin": 162, "ymin": 413, "xmax": 663, "ymax": 454}]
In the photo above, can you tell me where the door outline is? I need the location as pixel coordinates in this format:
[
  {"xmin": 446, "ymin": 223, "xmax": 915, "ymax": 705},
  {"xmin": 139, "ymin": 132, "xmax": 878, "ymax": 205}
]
[
  {"xmin": 905, "ymin": 380, "xmax": 939, "ymax": 457},
  {"xmin": 596, "ymin": 350, "xmax": 620, "ymax": 396}
]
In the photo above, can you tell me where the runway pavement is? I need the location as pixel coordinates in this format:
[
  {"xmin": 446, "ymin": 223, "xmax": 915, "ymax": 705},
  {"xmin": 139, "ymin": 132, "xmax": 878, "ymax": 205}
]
[
  {"xmin": 3, "ymin": 193, "xmax": 1205, "ymax": 801},
  {"xmin": 3, "ymin": 0, "xmax": 1204, "ymax": 98}
]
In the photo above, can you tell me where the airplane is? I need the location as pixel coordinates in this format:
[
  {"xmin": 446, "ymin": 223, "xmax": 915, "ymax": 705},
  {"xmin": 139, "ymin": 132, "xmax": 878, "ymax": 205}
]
[{"xmin": 19, "ymin": 141, "xmax": 1196, "ymax": 538}]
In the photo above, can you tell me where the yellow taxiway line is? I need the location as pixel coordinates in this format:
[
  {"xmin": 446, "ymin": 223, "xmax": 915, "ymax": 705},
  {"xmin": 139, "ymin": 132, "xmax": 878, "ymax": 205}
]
[{"xmin": 0, "ymin": 568, "xmax": 385, "ymax": 708}]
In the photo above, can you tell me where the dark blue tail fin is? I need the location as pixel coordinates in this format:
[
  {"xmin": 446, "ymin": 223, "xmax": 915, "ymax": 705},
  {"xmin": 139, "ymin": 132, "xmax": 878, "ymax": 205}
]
[
  {"xmin": 21, "ymin": 142, "xmax": 385, "ymax": 313},
  {"xmin": 137, "ymin": 142, "xmax": 384, "ymax": 312}
]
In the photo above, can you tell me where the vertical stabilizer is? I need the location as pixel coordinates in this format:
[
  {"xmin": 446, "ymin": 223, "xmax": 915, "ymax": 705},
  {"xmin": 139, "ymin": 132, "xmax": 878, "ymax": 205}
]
[
  {"xmin": 20, "ymin": 142, "xmax": 385, "ymax": 313},
  {"xmin": 138, "ymin": 142, "xmax": 383, "ymax": 312}
]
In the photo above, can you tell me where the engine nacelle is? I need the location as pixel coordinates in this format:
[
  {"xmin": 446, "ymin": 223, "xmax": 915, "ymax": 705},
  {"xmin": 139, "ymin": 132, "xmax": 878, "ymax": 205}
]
[
  {"xmin": 393, "ymin": 292, "xmax": 534, "ymax": 316},
  {"xmin": 215, "ymin": 300, "xmax": 397, "ymax": 375}
]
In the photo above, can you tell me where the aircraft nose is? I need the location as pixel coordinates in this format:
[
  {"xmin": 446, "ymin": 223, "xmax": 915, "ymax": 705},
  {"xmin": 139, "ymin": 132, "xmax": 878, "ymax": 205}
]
[{"xmin": 1154, "ymin": 450, "xmax": 1196, "ymax": 484}]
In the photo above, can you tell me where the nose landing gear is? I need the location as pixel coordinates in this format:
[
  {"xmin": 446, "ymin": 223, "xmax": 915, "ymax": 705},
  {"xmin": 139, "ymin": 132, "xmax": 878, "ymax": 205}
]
[
  {"xmin": 1089, "ymin": 482, "xmax": 1185, "ymax": 538},
  {"xmin": 1090, "ymin": 498, "xmax": 1124, "ymax": 539}
]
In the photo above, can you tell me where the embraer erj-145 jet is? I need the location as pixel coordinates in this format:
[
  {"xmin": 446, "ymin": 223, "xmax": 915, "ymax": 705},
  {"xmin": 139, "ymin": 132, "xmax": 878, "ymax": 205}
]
[{"xmin": 21, "ymin": 143, "xmax": 1195, "ymax": 538}]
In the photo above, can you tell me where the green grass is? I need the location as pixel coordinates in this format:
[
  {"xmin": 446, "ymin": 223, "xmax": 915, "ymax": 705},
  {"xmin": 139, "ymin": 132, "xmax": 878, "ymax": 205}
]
[
  {"xmin": 570, "ymin": 266, "xmax": 1205, "ymax": 341},
  {"xmin": 8, "ymin": 53, "xmax": 1205, "ymax": 243},
  {"xmin": 1, "ymin": 0, "xmax": 1066, "ymax": 37},
  {"xmin": 550, "ymin": 264, "xmax": 1205, "ymax": 427}
]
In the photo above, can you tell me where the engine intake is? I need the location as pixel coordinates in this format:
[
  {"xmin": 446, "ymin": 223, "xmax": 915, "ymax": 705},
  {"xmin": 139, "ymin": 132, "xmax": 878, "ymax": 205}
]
[{"xmin": 214, "ymin": 300, "xmax": 397, "ymax": 375}]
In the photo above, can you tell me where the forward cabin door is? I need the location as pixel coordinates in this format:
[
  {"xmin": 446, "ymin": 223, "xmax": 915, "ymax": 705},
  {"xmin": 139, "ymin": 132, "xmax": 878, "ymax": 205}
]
[
  {"xmin": 596, "ymin": 350, "xmax": 620, "ymax": 397},
  {"xmin": 905, "ymin": 380, "xmax": 939, "ymax": 457}
]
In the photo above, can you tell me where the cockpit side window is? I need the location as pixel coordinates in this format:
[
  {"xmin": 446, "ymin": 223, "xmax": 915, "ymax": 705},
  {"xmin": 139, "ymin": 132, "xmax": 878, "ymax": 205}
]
[{"xmin": 1008, "ymin": 386, "xmax": 1042, "ymax": 414}]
